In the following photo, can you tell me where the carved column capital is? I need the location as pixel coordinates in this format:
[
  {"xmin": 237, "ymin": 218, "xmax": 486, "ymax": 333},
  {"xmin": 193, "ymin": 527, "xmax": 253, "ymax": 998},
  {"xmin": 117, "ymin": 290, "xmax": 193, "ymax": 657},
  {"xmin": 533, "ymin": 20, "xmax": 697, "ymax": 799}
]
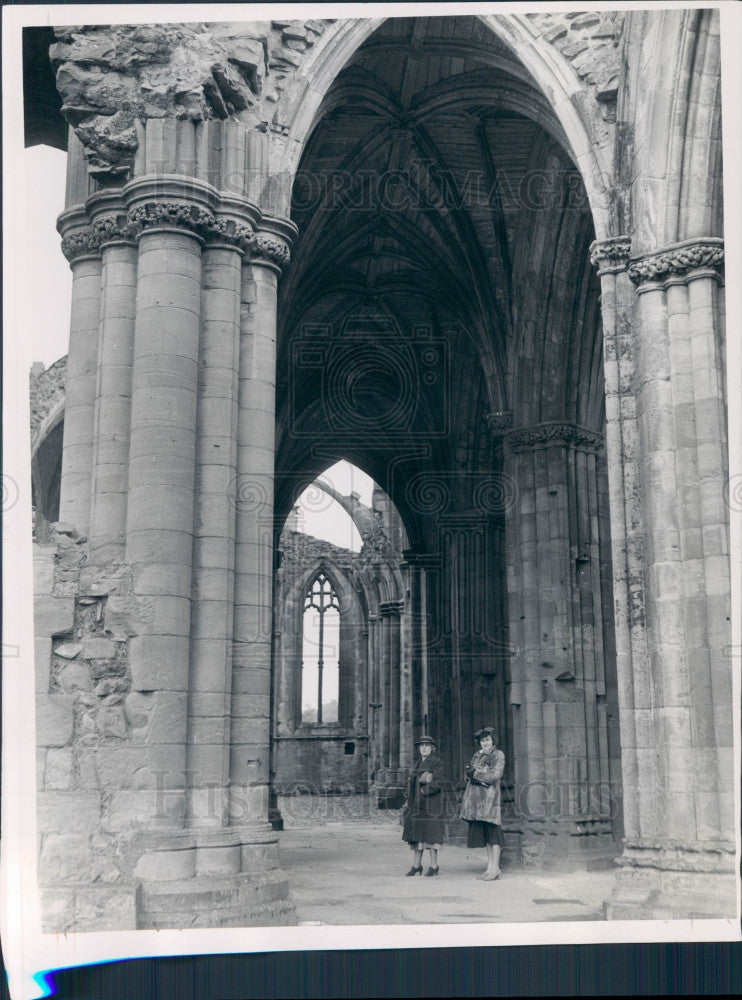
[
  {"xmin": 627, "ymin": 237, "xmax": 724, "ymax": 287},
  {"xmin": 92, "ymin": 212, "xmax": 137, "ymax": 248},
  {"xmin": 589, "ymin": 236, "xmax": 631, "ymax": 275},
  {"xmin": 509, "ymin": 422, "xmax": 603, "ymax": 452},
  {"xmin": 379, "ymin": 600, "xmax": 404, "ymax": 618},
  {"xmin": 60, "ymin": 227, "xmax": 102, "ymax": 263},
  {"xmin": 486, "ymin": 411, "xmax": 514, "ymax": 437},
  {"xmin": 126, "ymin": 201, "xmax": 216, "ymax": 241},
  {"xmin": 251, "ymin": 233, "xmax": 292, "ymax": 271}
]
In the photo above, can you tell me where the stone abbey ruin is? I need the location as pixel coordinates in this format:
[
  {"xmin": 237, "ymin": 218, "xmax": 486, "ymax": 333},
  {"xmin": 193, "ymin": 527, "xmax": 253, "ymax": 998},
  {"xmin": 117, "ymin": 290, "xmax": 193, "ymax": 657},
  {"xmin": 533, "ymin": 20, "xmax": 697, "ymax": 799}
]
[{"xmin": 26, "ymin": 11, "xmax": 734, "ymax": 929}]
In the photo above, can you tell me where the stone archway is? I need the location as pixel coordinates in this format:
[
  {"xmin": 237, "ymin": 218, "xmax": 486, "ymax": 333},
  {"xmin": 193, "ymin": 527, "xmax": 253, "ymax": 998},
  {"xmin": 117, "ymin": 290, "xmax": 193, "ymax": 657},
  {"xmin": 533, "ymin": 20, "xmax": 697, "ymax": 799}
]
[{"xmin": 273, "ymin": 13, "xmax": 620, "ymax": 869}]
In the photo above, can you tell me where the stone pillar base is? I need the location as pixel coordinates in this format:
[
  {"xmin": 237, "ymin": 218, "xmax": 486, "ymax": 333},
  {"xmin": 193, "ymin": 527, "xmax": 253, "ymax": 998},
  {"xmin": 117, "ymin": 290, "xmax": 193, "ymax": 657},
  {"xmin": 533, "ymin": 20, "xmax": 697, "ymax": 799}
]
[
  {"xmin": 606, "ymin": 861, "xmax": 737, "ymax": 920},
  {"xmin": 138, "ymin": 871, "xmax": 295, "ymax": 929},
  {"xmin": 374, "ymin": 768, "xmax": 408, "ymax": 808},
  {"xmin": 509, "ymin": 817, "xmax": 619, "ymax": 872},
  {"xmin": 133, "ymin": 826, "xmax": 296, "ymax": 929}
]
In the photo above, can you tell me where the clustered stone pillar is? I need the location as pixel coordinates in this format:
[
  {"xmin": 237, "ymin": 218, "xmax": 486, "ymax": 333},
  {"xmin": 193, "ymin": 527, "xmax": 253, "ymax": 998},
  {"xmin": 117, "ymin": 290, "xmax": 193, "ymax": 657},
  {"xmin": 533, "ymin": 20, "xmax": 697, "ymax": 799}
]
[
  {"xmin": 42, "ymin": 123, "xmax": 299, "ymax": 928},
  {"xmin": 593, "ymin": 237, "xmax": 734, "ymax": 917},
  {"xmin": 504, "ymin": 422, "xmax": 618, "ymax": 869}
]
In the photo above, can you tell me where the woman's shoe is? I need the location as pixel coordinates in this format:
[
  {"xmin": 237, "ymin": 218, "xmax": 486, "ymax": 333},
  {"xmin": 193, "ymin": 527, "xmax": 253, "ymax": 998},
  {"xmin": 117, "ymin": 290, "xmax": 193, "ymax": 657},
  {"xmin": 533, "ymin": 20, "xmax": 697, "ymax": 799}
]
[
  {"xmin": 424, "ymin": 866, "xmax": 439, "ymax": 877},
  {"xmin": 405, "ymin": 865, "xmax": 423, "ymax": 876}
]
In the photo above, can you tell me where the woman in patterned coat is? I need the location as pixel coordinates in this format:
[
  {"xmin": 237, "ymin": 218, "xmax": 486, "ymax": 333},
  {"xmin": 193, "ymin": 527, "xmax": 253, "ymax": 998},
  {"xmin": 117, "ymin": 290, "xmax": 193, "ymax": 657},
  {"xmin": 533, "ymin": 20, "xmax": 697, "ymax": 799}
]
[
  {"xmin": 401, "ymin": 735, "xmax": 447, "ymax": 876},
  {"xmin": 459, "ymin": 726, "xmax": 505, "ymax": 880}
]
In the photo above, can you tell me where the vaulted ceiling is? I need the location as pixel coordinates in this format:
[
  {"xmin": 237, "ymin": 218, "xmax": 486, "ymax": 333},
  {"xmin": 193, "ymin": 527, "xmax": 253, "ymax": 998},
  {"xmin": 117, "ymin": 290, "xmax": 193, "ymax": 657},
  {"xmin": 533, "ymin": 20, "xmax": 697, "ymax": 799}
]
[{"xmin": 275, "ymin": 15, "xmax": 602, "ymax": 543}]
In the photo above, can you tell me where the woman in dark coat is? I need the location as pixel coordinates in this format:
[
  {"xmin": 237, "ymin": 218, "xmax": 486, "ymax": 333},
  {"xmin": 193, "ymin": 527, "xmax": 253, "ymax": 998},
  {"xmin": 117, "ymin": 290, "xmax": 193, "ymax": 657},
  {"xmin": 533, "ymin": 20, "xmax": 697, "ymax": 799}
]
[
  {"xmin": 401, "ymin": 735, "xmax": 447, "ymax": 876},
  {"xmin": 459, "ymin": 726, "xmax": 505, "ymax": 880}
]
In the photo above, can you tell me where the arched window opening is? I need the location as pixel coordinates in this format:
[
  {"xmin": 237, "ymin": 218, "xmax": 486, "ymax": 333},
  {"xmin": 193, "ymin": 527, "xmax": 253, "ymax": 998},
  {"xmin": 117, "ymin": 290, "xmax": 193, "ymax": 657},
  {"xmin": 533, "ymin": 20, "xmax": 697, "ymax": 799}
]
[{"xmin": 302, "ymin": 572, "xmax": 340, "ymax": 724}]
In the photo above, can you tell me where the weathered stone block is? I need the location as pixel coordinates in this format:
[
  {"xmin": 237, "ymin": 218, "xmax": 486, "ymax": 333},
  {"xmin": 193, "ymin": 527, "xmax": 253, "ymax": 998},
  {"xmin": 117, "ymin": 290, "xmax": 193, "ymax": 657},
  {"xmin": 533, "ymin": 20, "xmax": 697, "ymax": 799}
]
[
  {"xmin": 230, "ymin": 718, "xmax": 270, "ymax": 745},
  {"xmin": 36, "ymin": 693, "xmax": 74, "ymax": 747},
  {"xmin": 38, "ymin": 791, "xmax": 101, "ymax": 832},
  {"xmin": 189, "ymin": 692, "xmax": 228, "ymax": 717},
  {"xmin": 33, "ymin": 547, "xmax": 56, "ymax": 595},
  {"xmin": 228, "ymin": 784, "xmax": 268, "ymax": 826},
  {"xmin": 58, "ymin": 660, "xmax": 93, "ymax": 692},
  {"xmin": 39, "ymin": 888, "xmax": 76, "ymax": 933},
  {"xmin": 96, "ymin": 706, "xmax": 128, "ymax": 738},
  {"xmin": 187, "ymin": 715, "xmax": 228, "ymax": 745},
  {"xmin": 124, "ymin": 689, "xmax": 154, "ymax": 728},
  {"xmin": 35, "ymin": 637, "xmax": 53, "ymax": 693},
  {"xmin": 135, "ymin": 691, "xmax": 188, "ymax": 743},
  {"xmin": 82, "ymin": 637, "xmax": 117, "ymax": 659},
  {"xmin": 45, "ymin": 749, "xmax": 74, "ymax": 790},
  {"xmin": 187, "ymin": 744, "xmax": 228, "ymax": 786},
  {"xmin": 73, "ymin": 886, "xmax": 137, "ymax": 931},
  {"xmin": 78, "ymin": 744, "xmax": 185, "ymax": 789},
  {"xmin": 230, "ymin": 665, "xmax": 271, "ymax": 695},
  {"xmin": 134, "ymin": 846, "xmax": 195, "ymax": 881},
  {"xmin": 56, "ymin": 642, "xmax": 83, "ymax": 659},
  {"xmin": 194, "ymin": 844, "xmax": 240, "ymax": 876},
  {"xmin": 105, "ymin": 788, "xmax": 186, "ymax": 831},
  {"xmin": 35, "ymin": 597, "xmax": 75, "ymax": 637},
  {"xmin": 38, "ymin": 834, "xmax": 91, "ymax": 883},
  {"xmin": 129, "ymin": 635, "xmax": 190, "ymax": 690}
]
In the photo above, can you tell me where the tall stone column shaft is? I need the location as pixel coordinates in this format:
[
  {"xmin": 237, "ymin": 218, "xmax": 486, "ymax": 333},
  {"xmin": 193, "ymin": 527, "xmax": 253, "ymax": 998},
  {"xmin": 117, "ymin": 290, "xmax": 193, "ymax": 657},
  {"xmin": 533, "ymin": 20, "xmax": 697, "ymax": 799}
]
[
  {"xmin": 367, "ymin": 613, "xmax": 382, "ymax": 782},
  {"xmin": 590, "ymin": 239, "xmax": 646, "ymax": 844},
  {"xmin": 186, "ymin": 241, "xmax": 242, "ymax": 828},
  {"xmin": 125, "ymin": 217, "xmax": 204, "ymax": 827},
  {"xmin": 87, "ymin": 196, "xmax": 137, "ymax": 561},
  {"xmin": 389, "ymin": 606, "xmax": 401, "ymax": 769},
  {"xmin": 57, "ymin": 210, "xmax": 102, "ymax": 534},
  {"xmin": 229, "ymin": 229, "xmax": 294, "ymax": 826},
  {"xmin": 380, "ymin": 606, "xmax": 392, "ymax": 769}
]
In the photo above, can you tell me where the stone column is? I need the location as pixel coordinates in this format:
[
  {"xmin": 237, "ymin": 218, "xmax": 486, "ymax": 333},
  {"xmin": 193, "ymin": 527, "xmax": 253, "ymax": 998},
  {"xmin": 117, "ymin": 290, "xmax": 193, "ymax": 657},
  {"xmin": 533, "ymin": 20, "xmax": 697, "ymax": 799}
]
[
  {"xmin": 379, "ymin": 605, "xmax": 392, "ymax": 770},
  {"xmin": 354, "ymin": 623, "xmax": 369, "ymax": 735},
  {"xmin": 602, "ymin": 237, "xmax": 734, "ymax": 917},
  {"xmin": 377, "ymin": 600, "xmax": 404, "ymax": 798},
  {"xmin": 57, "ymin": 210, "xmax": 102, "ymax": 535},
  {"xmin": 86, "ymin": 195, "xmax": 137, "ymax": 562},
  {"xmin": 399, "ymin": 564, "xmax": 414, "ymax": 769},
  {"xmin": 367, "ymin": 613, "xmax": 382, "ymax": 784},
  {"xmin": 389, "ymin": 602, "xmax": 402, "ymax": 770},
  {"xmin": 590, "ymin": 238, "xmax": 645, "ymax": 848},
  {"xmin": 505, "ymin": 422, "xmax": 617, "ymax": 869},
  {"xmin": 124, "ymin": 183, "xmax": 210, "ymax": 845},
  {"xmin": 228, "ymin": 226, "xmax": 295, "ymax": 830},
  {"xmin": 186, "ymin": 229, "xmax": 246, "ymax": 828}
]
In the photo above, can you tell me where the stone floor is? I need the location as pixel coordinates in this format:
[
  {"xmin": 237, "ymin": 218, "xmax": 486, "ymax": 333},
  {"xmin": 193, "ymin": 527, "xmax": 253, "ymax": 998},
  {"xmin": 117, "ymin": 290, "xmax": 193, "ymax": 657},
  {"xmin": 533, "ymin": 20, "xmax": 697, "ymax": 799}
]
[{"xmin": 276, "ymin": 795, "xmax": 617, "ymax": 925}]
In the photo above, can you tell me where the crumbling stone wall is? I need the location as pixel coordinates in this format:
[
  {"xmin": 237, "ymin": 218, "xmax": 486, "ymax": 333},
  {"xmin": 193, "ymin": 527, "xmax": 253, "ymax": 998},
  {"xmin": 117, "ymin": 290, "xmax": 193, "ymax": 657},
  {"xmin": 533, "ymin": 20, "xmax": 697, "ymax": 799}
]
[
  {"xmin": 50, "ymin": 20, "xmax": 333, "ymax": 177},
  {"xmin": 34, "ymin": 522, "xmax": 154, "ymax": 930},
  {"xmin": 527, "ymin": 10, "xmax": 624, "ymax": 96}
]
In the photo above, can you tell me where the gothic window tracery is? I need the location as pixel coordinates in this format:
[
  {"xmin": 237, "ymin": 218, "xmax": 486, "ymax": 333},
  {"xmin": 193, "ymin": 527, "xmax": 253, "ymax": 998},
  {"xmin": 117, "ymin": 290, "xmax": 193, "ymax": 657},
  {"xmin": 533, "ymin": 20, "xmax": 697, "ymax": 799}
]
[{"xmin": 302, "ymin": 571, "xmax": 340, "ymax": 724}]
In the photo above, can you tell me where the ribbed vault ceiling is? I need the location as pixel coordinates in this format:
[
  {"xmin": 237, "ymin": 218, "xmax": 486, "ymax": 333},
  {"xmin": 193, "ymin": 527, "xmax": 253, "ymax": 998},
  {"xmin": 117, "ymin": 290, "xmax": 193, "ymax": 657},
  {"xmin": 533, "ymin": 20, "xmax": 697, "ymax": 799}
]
[{"xmin": 275, "ymin": 15, "xmax": 601, "ymax": 543}]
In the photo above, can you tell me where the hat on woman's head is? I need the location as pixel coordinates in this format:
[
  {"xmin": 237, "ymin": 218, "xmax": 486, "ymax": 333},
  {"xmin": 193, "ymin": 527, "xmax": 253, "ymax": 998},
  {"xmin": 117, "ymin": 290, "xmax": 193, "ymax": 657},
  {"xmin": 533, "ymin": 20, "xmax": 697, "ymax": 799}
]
[
  {"xmin": 474, "ymin": 726, "xmax": 497, "ymax": 743},
  {"xmin": 414, "ymin": 735, "xmax": 437, "ymax": 747}
]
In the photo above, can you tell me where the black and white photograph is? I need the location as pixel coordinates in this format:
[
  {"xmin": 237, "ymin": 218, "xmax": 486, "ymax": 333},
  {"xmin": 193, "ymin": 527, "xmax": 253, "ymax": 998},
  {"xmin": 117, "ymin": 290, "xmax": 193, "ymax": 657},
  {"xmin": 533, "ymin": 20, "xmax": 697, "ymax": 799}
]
[{"xmin": 2, "ymin": 2, "xmax": 741, "ymax": 997}]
